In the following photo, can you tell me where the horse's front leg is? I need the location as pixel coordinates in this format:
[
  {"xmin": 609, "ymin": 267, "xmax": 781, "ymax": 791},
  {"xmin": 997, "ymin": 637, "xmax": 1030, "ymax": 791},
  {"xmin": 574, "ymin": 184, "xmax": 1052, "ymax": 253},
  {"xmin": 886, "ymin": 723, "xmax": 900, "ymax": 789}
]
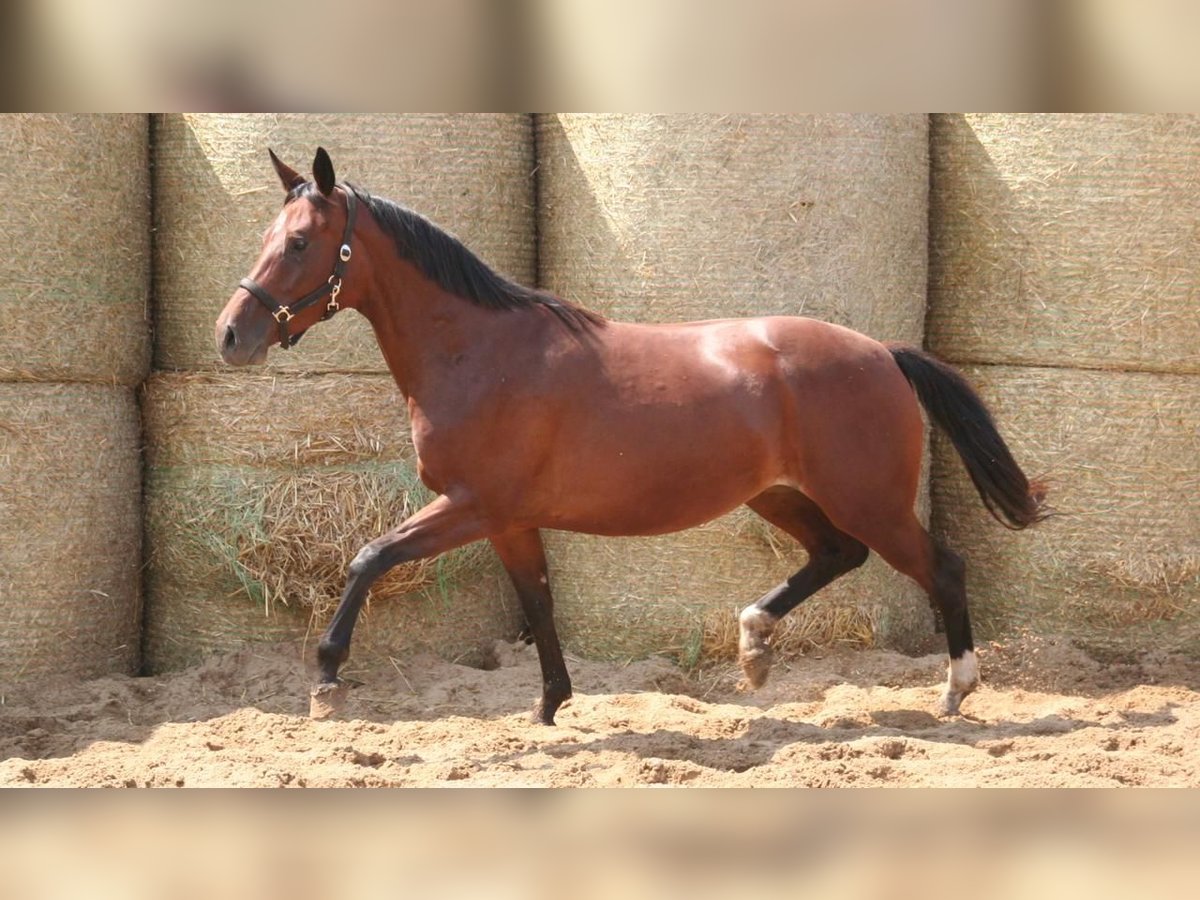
[
  {"xmin": 490, "ymin": 528, "xmax": 572, "ymax": 725},
  {"xmin": 310, "ymin": 492, "xmax": 490, "ymax": 717}
]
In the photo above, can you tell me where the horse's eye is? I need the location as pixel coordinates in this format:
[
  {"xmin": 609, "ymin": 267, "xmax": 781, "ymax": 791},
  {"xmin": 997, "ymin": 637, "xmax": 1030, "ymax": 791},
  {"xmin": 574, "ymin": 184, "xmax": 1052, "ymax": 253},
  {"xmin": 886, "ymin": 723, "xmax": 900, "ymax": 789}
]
[{"xmin": 288, "ymin": 236, "xmax": 308, "ymax": 253}]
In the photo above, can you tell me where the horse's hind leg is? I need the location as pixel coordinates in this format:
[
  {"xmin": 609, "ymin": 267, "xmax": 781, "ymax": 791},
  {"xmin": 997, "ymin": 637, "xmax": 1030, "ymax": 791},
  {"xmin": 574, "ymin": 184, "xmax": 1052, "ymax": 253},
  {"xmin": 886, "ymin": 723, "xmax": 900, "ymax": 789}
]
[
  {"xmin": 490, "ymin": 528, "xmax": 572, "ymax": 725},
  {"xmin": 738, "ymin": 487, "xmax": 869, "ymax": 688},
  {"xmin": 843, "ymin": 513, "xmax": 977, "ymax": 715}
]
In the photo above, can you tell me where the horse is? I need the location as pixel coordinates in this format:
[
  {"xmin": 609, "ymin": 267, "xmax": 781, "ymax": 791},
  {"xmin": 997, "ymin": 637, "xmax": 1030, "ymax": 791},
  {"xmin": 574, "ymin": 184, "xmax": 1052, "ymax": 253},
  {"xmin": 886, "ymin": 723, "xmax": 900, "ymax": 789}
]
[{"xmin": 215, "ymin": 147, "xmax": 1047, "ymax": 725}]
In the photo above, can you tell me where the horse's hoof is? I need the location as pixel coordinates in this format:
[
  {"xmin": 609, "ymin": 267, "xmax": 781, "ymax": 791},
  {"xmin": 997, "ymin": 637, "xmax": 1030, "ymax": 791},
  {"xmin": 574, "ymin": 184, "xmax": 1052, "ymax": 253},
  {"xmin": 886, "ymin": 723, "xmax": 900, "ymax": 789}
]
[
  {"xmin": 938, "ymin": 691, "xmax": 963, "ymax": 717},
  {"xmin": 739, "ymin": 646, "xmax": 774, "ymax": 690},
  {"xmin": 309, "ymin": 680, "xmax": 350, "ymax": 719},
  {"xmin": 531, "ymin": 693, "xmax": 571, "ymax": 726},
  {"xmin": 738, "ymin": 606, "xmax": 777, "ymax": 689},
  {"xmin": 939, "ymin": 651, "xmax": 979, "ymax": 717}
]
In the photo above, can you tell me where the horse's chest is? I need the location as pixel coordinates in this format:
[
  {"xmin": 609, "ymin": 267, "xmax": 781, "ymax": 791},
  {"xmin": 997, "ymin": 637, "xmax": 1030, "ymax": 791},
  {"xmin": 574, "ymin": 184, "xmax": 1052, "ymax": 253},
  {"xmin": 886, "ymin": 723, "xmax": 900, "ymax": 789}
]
[{"xmin": 407, "ymin": 402, "xmax": 485, "ymax": 495}]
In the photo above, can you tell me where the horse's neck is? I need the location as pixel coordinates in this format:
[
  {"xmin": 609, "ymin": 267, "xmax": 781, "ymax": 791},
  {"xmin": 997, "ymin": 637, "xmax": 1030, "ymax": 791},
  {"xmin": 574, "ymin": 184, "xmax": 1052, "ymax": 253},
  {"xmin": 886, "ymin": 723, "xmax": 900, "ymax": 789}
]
[{"xmin": 358, "ymin": 265, "xmax": 516, "ymax": 403}]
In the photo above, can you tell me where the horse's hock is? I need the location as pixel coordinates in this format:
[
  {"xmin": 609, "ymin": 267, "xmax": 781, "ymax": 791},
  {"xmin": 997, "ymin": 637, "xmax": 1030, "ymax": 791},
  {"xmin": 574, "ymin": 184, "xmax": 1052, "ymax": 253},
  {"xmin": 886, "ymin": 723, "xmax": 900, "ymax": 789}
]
[
  {"xmin": 536, "ymin": 114, "xmax": 936, "ymax": 660},
  {"xmin": 929, "ymin": 114, "xmax": 1200, "ymax": 656},
  {"xmin": 0, "ymin": 116, "xmax": 148, "ymax": 683}
]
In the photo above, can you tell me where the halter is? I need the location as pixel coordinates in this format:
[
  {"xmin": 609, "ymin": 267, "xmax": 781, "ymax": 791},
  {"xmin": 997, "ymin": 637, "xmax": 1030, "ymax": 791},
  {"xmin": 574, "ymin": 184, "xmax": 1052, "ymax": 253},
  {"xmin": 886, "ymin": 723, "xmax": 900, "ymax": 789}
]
[{"xmin": 238, "ymin": 183, "xmax": 358, "ymax": 349}]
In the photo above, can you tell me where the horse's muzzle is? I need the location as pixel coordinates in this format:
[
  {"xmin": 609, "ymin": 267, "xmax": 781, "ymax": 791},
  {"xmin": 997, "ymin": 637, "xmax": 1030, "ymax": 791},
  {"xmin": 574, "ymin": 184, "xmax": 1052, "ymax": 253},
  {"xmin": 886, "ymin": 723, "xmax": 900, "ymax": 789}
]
[{"xmin": 215, "ymin": 316, "xmax": 269, "ymax": 367}]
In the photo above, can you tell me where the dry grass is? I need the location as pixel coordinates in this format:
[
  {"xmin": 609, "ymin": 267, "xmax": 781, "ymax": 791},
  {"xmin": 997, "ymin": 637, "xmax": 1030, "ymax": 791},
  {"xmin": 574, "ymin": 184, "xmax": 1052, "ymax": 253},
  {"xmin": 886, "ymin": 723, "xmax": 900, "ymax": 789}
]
[
  {"xmin": 142, "ymin": 461, "xmax": 511, "ymax": 674},
  {"xmin": 0, "ymin": 114, "xmax": 149, "ymax": 385},
  {"xmin": 203, "ymin": 465, "xmax": 488, "ymax": 621},
  {"xmin": 929, "ymin": 115, "xmax": 1200, "ymax": 654},
  {"xmin": 140, "ymin": 371, "xmax": 509, "ymax": 673},
  {"xmin": 152, "ymin": 113, "xmax": 535, "ymax": 373},
  {"xmin": 0, "ymin": 384, "xmax": 142, "ymax": 683},
  {"xmin": 698, "ymin": 601, "xmax": 878, "ymax": 669},
  {"xmin": 141, "ymin": 371, "xmax": 431, "ymax": 621}
]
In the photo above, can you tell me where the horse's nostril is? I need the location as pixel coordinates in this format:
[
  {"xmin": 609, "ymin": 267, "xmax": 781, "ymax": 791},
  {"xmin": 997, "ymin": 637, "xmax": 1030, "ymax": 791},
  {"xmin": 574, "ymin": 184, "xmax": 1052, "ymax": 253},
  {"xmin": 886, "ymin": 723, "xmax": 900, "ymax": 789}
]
[{"xmin": 222, "ymin": 325, "xmax": 237, "ymax": 353}]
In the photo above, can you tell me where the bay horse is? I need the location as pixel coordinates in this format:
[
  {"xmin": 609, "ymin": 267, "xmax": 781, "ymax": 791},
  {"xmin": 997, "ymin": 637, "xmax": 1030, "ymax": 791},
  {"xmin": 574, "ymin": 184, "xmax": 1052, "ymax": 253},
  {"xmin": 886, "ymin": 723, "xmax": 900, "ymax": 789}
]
[{"xmin": 215, "ymin": 147, "xmax": 1047, "ymax": 725}]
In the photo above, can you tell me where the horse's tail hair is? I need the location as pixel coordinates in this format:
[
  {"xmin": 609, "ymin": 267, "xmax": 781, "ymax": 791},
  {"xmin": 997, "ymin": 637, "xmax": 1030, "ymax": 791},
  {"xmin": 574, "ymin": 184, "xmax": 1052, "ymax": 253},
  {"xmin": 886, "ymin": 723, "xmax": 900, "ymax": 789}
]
[{"xmin": 888, "ymin": 344, "xmax": 1049, "ymax": 531}]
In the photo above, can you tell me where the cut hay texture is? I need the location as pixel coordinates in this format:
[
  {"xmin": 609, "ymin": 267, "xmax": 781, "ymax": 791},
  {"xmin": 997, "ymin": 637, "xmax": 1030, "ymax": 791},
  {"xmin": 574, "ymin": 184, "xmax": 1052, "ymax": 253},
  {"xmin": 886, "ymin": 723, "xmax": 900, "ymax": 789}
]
[
  {"xmin": 931, "ymin": 365, "xmax": 1200, "ymax": 657},
  {"xmin": 0, "ymin": 115, "xmax": 150, "ymax": 385},
  {"xmin": 929, "ymin": 114, "xmax": 1200, "ymax": 374},
  {"xmin": 536, "ymin": 115, "xmax": 934, "ymax": 663},
  {"xmin": 141, "ymin": 372, "xmax": 519, "ymax": 673},
  {"xmin": 152, "ymin": 113, "xmax": 535, "ymax": 373},
  {"xmin": 537, "ymin": 114, "xmax": 928, "ymax": 337},
  {"xmin": 0, "ymin": 385, "xmax": 141, "ymax": 683}
]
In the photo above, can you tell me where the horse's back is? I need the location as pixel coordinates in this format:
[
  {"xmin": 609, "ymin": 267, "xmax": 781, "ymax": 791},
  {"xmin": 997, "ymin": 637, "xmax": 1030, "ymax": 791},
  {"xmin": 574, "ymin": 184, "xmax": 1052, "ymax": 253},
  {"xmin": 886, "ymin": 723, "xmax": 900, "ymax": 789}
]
[{"xmin": 505, "ymin": 313, "xmax": 922, "ymax": 535}]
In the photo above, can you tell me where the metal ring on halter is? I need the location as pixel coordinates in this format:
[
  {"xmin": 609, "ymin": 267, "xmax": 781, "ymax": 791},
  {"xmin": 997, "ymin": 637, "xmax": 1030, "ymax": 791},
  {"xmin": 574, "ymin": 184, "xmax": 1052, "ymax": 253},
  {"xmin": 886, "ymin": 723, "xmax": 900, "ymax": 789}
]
[
  {"xmin": 274, "ymin": 306, "xmax": 294, "ymax": 323},
  {"xmin": 340, "ymin": 244, "xmax": 352, "ymax": 262}
]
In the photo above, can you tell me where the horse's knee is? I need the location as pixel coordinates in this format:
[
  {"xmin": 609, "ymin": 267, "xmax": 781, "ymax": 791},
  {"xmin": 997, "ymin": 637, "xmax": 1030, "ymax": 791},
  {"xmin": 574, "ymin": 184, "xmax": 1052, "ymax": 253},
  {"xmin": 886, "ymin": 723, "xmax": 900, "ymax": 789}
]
[
  {"xmin": 348, "ymin": 543, "xmax": 383, "ymax": 580},
  {"xmin": 820, "ymin": 537, "xmax": 868, "ymax": 575}
]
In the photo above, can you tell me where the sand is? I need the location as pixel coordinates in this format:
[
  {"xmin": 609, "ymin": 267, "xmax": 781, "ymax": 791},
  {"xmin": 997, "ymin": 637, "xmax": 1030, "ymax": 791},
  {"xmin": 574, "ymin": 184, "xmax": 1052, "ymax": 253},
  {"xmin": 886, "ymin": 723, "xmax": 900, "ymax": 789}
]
[{"xmin": 1, "ymin": 635, "xmax": 1196, "ymax": 787}]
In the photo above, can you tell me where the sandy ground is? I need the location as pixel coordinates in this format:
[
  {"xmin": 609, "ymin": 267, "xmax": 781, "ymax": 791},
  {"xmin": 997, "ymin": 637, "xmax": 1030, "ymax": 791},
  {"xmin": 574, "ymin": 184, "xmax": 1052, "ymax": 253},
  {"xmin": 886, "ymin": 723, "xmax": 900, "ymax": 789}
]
[{"xmin": 1, "ymin": 635, "xmax": 1197, "ymax": 787}]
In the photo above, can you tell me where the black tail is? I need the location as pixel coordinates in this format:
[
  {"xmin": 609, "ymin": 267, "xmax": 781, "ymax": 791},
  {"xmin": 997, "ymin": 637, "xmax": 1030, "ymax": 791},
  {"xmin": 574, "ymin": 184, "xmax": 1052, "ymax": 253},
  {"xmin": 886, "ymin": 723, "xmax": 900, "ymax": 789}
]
[{"xmin": 889, "ymin": 345, "xmax": 1048, "ymax": 531}]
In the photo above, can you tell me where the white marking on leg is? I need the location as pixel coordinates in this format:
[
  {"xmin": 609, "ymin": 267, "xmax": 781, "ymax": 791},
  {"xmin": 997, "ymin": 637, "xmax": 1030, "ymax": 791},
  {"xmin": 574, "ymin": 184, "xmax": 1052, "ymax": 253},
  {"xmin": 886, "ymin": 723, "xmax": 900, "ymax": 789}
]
[
  {"xmin": 738, "ymin": 606, "xmax": 778, "ymax": 689},
  {"xmin": 940, "ymin": 649, "xmax": 979, "ymax": 716},
  {"xmin": 950, "ymin": 649, "xmax": 979, "ymax": 694}
]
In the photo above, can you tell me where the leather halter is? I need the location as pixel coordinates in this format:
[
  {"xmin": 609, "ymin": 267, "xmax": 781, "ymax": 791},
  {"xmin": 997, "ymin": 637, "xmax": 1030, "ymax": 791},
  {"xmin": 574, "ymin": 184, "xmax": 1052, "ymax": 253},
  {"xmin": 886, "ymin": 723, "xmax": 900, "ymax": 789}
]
[{"xmin": 238, "ymin": 184, "xmax": 358, "ymax": 349}]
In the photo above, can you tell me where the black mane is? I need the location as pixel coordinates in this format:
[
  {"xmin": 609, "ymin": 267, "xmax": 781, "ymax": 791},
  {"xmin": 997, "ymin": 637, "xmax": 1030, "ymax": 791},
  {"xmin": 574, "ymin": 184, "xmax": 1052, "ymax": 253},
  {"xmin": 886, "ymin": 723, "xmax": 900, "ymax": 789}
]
[{"xmin": 292, "ymin": 182, "xmax": 604, "ymax": 332}]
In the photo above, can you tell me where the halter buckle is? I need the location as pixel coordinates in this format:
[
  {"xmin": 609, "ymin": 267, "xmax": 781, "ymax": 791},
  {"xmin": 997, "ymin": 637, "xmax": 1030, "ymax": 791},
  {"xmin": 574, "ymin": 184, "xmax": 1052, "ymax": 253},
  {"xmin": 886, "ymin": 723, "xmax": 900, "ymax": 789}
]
[
  {"xmin": 339, "ymin": 244, "xmax": 352, "ymax": 262},
  {"xmin": 273, "ymin": 306, "xmax": 294, "ymax": 323}
]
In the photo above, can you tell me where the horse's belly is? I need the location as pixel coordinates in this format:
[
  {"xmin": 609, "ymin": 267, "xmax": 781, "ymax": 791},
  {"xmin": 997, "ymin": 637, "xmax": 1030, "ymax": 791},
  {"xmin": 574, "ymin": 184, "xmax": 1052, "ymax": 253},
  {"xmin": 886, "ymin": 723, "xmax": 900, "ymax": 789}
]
[{"xmin": 536, "ymin": 426, "xmax": 779, "ymax": 536}]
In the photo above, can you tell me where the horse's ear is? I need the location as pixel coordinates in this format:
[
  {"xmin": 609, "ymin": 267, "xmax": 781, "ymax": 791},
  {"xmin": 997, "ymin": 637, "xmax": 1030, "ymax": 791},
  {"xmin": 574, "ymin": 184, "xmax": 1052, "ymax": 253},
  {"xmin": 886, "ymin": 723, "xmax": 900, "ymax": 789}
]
[
  {"xmin": 269, "ymin": 148, "xmax": 305, "ymax": 192},
  {"xmin": 312, "ymin": 147, "xmax": 336, "ymax": 196}
]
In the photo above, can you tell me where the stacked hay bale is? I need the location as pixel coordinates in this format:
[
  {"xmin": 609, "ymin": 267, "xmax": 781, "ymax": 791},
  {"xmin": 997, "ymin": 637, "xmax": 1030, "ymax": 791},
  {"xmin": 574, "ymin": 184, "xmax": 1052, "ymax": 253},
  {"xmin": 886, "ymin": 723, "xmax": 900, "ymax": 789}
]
[
  {"xmin": 140, "ymin": 374, "xmax": 515, "ymax": 671},
  {"xmin": 929, "ymin": 114, "xmax": 1200, "ymax": 656},
  {"xmin": 0, "ymin": 115, "xmax": 149, "ymax": 682},
  {"xmin": 144, "ymin": 114, "xmax": 533, "ymax": 672},
  {"xmin": 537, "ymin": 114, "xmax": 932, "ymax": 663}
]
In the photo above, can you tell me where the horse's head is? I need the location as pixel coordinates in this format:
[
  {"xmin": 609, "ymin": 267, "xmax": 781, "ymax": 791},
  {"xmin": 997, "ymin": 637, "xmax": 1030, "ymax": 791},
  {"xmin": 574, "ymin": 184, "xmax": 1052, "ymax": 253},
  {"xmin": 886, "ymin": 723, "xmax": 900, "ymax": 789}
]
[{"xmin": 216, "ymin": 147, "xmax": 359, "ymax": 365}]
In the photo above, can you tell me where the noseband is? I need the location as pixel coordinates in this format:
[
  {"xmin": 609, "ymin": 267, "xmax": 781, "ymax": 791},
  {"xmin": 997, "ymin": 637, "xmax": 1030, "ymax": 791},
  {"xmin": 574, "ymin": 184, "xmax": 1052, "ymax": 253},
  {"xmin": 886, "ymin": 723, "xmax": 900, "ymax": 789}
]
[{"xmin": 238, "ymin": 184, "xmax": 359, "ymax": 349}]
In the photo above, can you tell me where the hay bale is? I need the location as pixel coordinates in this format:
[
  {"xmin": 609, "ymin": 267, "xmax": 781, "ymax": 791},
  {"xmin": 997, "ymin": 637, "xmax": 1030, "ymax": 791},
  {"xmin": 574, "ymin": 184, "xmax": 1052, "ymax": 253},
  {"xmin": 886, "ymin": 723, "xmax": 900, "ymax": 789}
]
[
  {"xmin": 0, "ymin": 114, "xmax": 149, "ymax": 385},
  {"xmin": 153, "ymin": 113, "xmax": 535, "ymax": 373},
  {"xmin": 929, "ymin": 114, "xmax": 1200, "ymax": 373},
  {"xmin": 537, "ymin": 114, "xmax": 928, "ymax": 337},
  {"xmin": 536, "ymin": 114, "xmax": 934, "ymax": 661},
  {"xmin": 0, "ymin": 384, "xmax": 141, "ymax": 682},
  {"xmin": 931, "ymin": 365, "xmax": 1200, "ymax": 656},
  {"xmin": 141, "ymin": 372, "xmax": 519, "ymax": 673}
]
